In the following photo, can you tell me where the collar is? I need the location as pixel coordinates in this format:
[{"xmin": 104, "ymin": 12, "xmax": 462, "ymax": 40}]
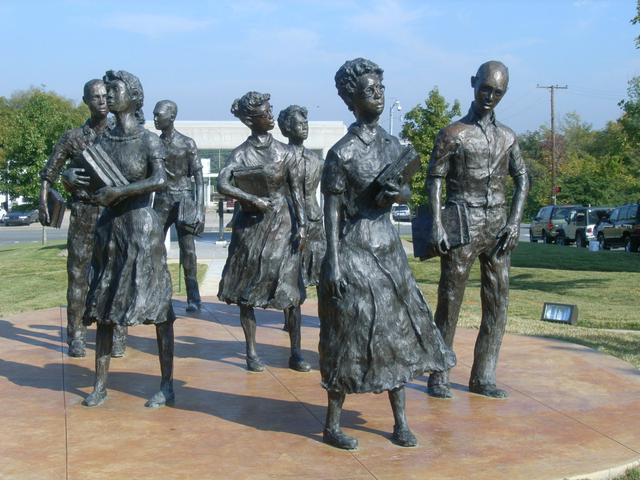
[
  {"xmin": 349, "ymin": 122, "xmax": 381, "ymax": 145},
  {"xmin": 161, "ymin": 129, "xmax": 176, "ymax": 144},
  {"xmin": 467, "ymin": 102, "xmax": 497, "ymax": 129},
  {"xmin": 247, "ymin": 133, "xmax": 273, "ymax": 149},
  {"xmin": 83, "ymin": 118, "xmax": 110, "ymax": 136}
]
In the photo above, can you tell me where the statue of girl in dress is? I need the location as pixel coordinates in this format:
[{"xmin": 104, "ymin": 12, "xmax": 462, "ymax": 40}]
[
  {"xmin": 318, "ymin": 58, "xmax": 456, "ymax": 449},
  {"xmin": 217, "ymin": 92, "xmax": 310, "ymax": 373}
]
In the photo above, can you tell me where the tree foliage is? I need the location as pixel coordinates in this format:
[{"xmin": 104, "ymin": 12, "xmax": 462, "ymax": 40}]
[
  {"xmin": 400, "ymin": 87, "xmax": 461, "ymax": 206},
  {"xmin": 0, "ymin": 88, "xmax": 88, "ymax": 203}
]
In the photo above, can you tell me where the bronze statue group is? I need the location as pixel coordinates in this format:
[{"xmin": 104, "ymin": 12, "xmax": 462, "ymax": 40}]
[{"xmin": 39, "ymin": 58, "xmax": 528, "ymax": 450}]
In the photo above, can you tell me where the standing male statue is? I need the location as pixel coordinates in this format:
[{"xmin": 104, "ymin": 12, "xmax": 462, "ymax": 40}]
[
  {"xmin": 39, "ymin": 79, "xmax": 126, "ymax": 357},
  {"xmin": 426, "ymin": 60, "xmax": 529, "ymax": 399},
  {"xmin": 152, "ymin": 100, "xmax": 205, "ymax": 312}
]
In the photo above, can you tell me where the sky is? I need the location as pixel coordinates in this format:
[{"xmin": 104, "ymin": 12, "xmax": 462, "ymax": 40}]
[{"xmin": 0, "ymin": 0, "xmax": 637, "ymax": 134}]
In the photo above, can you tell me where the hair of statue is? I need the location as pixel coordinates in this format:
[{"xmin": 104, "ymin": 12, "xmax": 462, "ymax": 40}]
[
  {"xmin": 103, "ymin": 70, "xmax": 145, "ymax": 124},
  {"xmin": 335, "ymin": 58, "xmax": 384, "ymax": 110},
  {"xmin": 156, "ymin": 99, "xmax": 178, "ymax": 118},
  {"xmin": 83, "ymin": 79, "xmax": 104, "ymax": 101},
  {"xmin": 277, "ymin": 105, "xmax": 308, "ymax": 138},
  {"xmin": 475, "ymin": 60, "xmax": 509, "ymax": 83},
  {"xmin": 231, "ymin": 91, "xmax": 271, "ymax": 122}
]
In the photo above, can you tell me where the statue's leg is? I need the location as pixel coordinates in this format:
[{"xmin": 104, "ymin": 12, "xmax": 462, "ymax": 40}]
[
  {"xmin": 323, "ymin": 390, "xmax": 357, "ymax": 450},
  {"xmin": 469, "ymin": 251, "xmax": 510, "ymax": 398},
  {"xmin": 83, "ymin": 323, "xmax": 113, "ymax": 407},
  {"xmin": 285, "ymin": 306, "xmax": 310, "ymax": 372},
  {"xmin": 388, "ymin": 386, "xmax": 417, "ymax": 447},
  {"xmin": 178, "ymin": 226, "xmax": 201, "ymax": 312},
  {"xmin": 282, "ymin": 309, "xmax": 289, "ymax": 332},
  {"xmin": 428, "ymin": 246, "xmax": 475, "ymax": 398},
  {"xmin": 145, "ymin": 319, "xmax": 175, "ymax": 408},
  {"xmin": 239, "ymin": 305, "xmax": 263, "ymax": 372},
  {"xmin": 66, "ymin": 203, "xmax": 94, "ymax": 357},
  {"xmin": 111, "ymin": 324, "xmax": 128, "ymax": 358}
]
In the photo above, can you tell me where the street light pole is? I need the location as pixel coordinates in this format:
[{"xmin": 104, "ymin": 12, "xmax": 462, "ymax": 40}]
[{"xmin": 388, "ymin": 100, "xmax": 401, "ymax": 135}]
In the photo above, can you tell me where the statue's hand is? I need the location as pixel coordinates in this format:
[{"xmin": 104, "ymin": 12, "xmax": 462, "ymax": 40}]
[
  {"xmin": 193, "ymin": 206, "xmax": 205, "ymax": 235},
  {"xmin": 375, "ymin": 180, "xmax": 401, "ymax": 208},
  {"xmin": 293, "ymin": 225, "xmax": 307, "ymax": 253},
  {"xmin": 493, "ymin": 222, "xmax": 519, "ymax": 257},
  {"xmin": 61, "ymin": 168, "xmax": 90, "ymax": 192},
  {"xmin": 431, "ymin": 221, "xmax": 451, "ymax": 255},
  {"xmin": 94, "ymin": 186, "xmax": 121, "ymax": 207},
  {"xmin": 323, "ymin": 259, "xmax": 346, "ymax": 299},
  {"xmin": 252, "ymin": 196, "xmax": 273, "ymax": 213},
  {"xmin": 38, "ymin": 200, "xmax": 50, "ymax": 226}
]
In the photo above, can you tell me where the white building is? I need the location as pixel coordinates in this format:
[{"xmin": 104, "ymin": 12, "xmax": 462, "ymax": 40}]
[{"xmin": 144, "ymin": 120, "xmax": 347, "ymax": 206}]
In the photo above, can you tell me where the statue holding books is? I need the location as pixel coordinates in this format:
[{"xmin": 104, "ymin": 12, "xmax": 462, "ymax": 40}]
[
  {"xmin": 318, "ymin": 58, "xmax": 456, "ymax": 450},
  {"xmin": 217, "ymin": 91, "xmax": 310, "ymax": 373},
  {"xmin": 278, "ymin": 105, "xmax": 325, "ymax": 288},
  {"xmin": 425, "ymin": 60, "xmax": 529, "ymax": 400},
  {"xmin": 82, "ymin": 70, "xmax": 176, "ymax": 408},
  {"xmin": 38, "ymin": 79, "xmax": 126, "ymax": 358},
  {"xmin": 152, "ymin": 100, "xmax": 205, "ymax": 312}
]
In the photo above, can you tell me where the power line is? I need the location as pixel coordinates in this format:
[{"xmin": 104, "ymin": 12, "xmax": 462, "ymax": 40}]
[{"xmin": 537, "ymin": 84, "xmax": 568, "ymax": 205}]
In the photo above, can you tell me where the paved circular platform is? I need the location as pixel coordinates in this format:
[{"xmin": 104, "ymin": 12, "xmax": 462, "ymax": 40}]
[{"xmin": 1, "ymin": 299, "xmax": 639, "ymax": 480}]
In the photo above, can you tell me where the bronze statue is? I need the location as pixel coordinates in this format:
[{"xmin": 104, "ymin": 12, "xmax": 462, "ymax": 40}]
[
  {"xmin": 318, "ymin": 58, "xmax": 455, "ymax": 450},
  {"xmin": 38, "ymin": 79, "xmax": 127, "ymax": 358},
  {"xmin": 82, "ymin": 70, "xmax": 175, "ymax": 408},
  {"xmin": 426, "ymin": 60, "xmax": 529, "ymax": 399},
  {"xmin": 278, "ymin": 105, "xmax": 325, "ymax": 288},
  {"xmin": 217, "ymin": 92, "xmax": 310, "ymax": 373},
  {"xmin": 152, "ymin": 100, "xmax": 205, "ymax": 312}
]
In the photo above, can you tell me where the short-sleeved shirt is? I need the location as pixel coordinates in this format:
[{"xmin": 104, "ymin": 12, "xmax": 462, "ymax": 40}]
[
  {"xmin": 428, "ymin": 103, "xmax": 527, "ymax": 208},
  {"xmin": 159, "ymin": 130, "xmax": 202, "ymax": 193}
]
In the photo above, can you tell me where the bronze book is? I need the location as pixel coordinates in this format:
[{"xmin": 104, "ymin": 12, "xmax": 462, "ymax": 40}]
[
  {"xmin": 374, "ymin": 144, "xmax": 421, "ymax": 189},
  {"xmin": 411, "ymin": 201, "xmax": 470, "ymax": 259},
  {"xmin": 81, "ymin": 144, "xmax": 129, "ymax": 188},
  {"xmin": 232, "ymin": 165, "xmax": 270, "ymax": 198},
  {"xmin": 46, "ymin": 187, "xmax": 66, "ymax": 228}
]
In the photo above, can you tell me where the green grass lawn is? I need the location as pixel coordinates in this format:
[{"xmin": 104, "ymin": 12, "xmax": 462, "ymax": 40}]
[
  {"xmin": 0, "ymin": 241, "xmax": 207, "ymax": 317},
  {"xmin": 409, "ymin": 241, "xmax": 640, "ymax": 368}
]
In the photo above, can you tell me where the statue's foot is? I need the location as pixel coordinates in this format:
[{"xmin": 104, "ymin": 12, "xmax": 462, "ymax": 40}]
[
  {"xmin": 68, "ymin": 339, "xmax": 86, "ymax": 358},
  {"xmin": 391, "ymin": 425, "xmax": 418, "ymax": 447},
  {"xmin": 469, "ymin": 383, "xmax": 508, "ymax": 399},
  {"xmin": 186, "ymin": 301, "xmax": 201, "ymax": 313},
  {"xmin": 288, "ymin": 355, "xmax": 311, "ymax": 372},
  {"xmin": 145, "ymin": 389, "xmax": 175, "ymax": 408},
  {"xmin": 427, "ymin": 383, "xmax": 453, "ymax": 399},
  {"xmin": 111, "ymin": 344, "xmax": 125, "ymax": 358},
  {"xmin": 282, "ymin": 322, "xmax": 289, "ymax": 332},
  {"xmin": 323, "ymin": 428, "xmax": 358, "ymax": 450},
  {"xmin": 246, "ymin": 356, "xmax": 264, "ymax": 372},
  {"xmin": 83, "ymin": 389, "xmax": 107, "ymax": 407}
]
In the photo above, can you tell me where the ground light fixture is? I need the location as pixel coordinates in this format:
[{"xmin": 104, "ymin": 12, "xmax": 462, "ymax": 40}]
[{"xmin": 540, "ymin": 302, "xmax": 578, "ymax": 325}]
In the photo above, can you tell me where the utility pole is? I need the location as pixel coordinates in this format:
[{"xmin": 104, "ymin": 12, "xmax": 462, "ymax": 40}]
[{"xmin": 537, "ymin": 84, "xmax": 567, "ymax": 205}]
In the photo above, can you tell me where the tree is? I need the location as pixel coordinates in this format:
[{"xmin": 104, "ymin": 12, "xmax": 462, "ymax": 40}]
[
  {"xmin": 0, "ymin": 88, "xmax": 88, "ymax": 203},
  {"xmin": 400, "ymin": 87, "xmax": 461, "ymax": 206},
  {"xmin": 632, "ymin": 0, "xmax": 640, "ymax": 48}
]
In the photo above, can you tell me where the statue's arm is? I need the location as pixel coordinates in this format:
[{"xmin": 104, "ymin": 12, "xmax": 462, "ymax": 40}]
[
  {"xmin": 287, "ymin": 150, "xmax": 306, "ymax": 242},
  {"xmin": 506, "ymin": 141, "xmax": 529, "ymax": 226},
  {"xmin": 188, "ymin": 139, "xmax": 205, "ymax": 221},
  {"xmin": 39, "ymin": 134, "xmax": 71, "ymax": 225},
  {"xmin": 426, "ymin": 129, "xmax": 456, "ymax": 253},
  {"xmin": 216, "ymin": 158, "xmax": 271, "ymax": 212}
]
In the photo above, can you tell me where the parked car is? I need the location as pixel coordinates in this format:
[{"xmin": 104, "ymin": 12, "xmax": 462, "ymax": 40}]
[
  {"xmin": 553, "ymin": 206, "xmax": 612, "ymax": 247},
  {"xmin": 391, "ymin": 204, "xmax": 411, "ymax": 222},
  {"xmin": 596, "ymin": 202, "xmax": 640, "ymax": 252},
  {"xmin": 530, "ymin": 205, "xmax": 580, "ymax": 244},
  {"xmin": 4, "ymin": 207, "xmax": 39, "ymax": 226},
  {"xmin": 0, "ymin": 205, "xmax": 6, "ymax": 223}
]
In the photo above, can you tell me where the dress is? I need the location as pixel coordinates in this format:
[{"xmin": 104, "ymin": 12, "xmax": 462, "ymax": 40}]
[
  {"xmin": 318, "ymin": 123, "xmax": 456, "ymax": 394},
  {"xmin": 217, "ymin": 134, "xmax": 305, "ymax": 309},
  {"xmin": 83, "ymin": 127, "xmax": 175, "ymax": 326}
]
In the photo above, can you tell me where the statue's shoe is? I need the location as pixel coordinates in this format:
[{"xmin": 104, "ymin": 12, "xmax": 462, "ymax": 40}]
[
  {"xmin": 391, "ymin": 425, "xmax": 417, "ymax": 447},
  {"xmin": 145, "ymin": 390, "xmax": 175, "ymax": 408},
  {"xmin": 186, "ymin": 301, "xmax": 201, "ymax": 313},
  {"xmin": 83, "ymin": 389, "xmax": 107, "ymax": 407},
  {"xmin": 246, "ymin": 356, "xmax": 265, "ymax": 372},
  {"xmin": 427, "ymin": 383, "xmax": 453, "ymax": 399},
  {"xmin": 469, "ymin": 383, "xmax": 508, "ymax": 399},
  {"xmin": 68, "ymin": 339, "xmax": 86, "ymax": 358},
  {"xmin": 288, "ymin": 355, "xmax": 311, "ymax": 372},
  {"xmin": 323, "ymin": 429, "xmax": 358, "ymax": 450}
]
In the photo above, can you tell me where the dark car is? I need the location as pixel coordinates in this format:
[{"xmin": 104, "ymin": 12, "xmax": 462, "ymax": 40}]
[
  {"xmin": 391, "ymin": 204, "xmax": 411, "ymax": 222},
  {"xmin": 596, "ymin": 203, "xmax": 640, "ymax": 252},
  {"xmin": 4, "ymin": 207, "xmax": 39, "ymax": 226}
]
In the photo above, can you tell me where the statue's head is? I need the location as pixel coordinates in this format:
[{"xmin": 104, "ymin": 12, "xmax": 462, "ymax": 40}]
[
  {"xmin": 153, "ymin": 100, "xmax": 177, "ymax": 131},
  {"xmin": 471, "ymin": 60, "xmax": 509, "ymax": 115},
  {"xmin": 103, "ymin": 70, "xmax": 145, "ymax": 124},
  {"xmin": 335, "ymin": 58, "xmax": 385, "ymax": 121},
  {"xmin": 278, "ymin": 105, "xmax": 308, "ymax": 143},
  {"xmin": 82, "ymin": 79, "xmax": 108, "ymax": 118},
  {"xmin": 231, "ymin": 91, "xmax": 274, "ymax": 133}
]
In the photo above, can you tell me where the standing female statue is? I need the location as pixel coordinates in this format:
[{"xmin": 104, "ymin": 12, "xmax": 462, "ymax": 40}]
[
  {"xmin": 318, "ymin": 58, "xmax": 456, "ymax": 449},
  {"xmin": 277, "ymin": 105, "xmax": 325, "ymax": 288},
  {"xmin": 82, "ymin": 70, "xmax": 175, "ymax": 408},
  {"xmin": 217, "ymin": 91, "xmax": 310, "ymax": 373}
]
